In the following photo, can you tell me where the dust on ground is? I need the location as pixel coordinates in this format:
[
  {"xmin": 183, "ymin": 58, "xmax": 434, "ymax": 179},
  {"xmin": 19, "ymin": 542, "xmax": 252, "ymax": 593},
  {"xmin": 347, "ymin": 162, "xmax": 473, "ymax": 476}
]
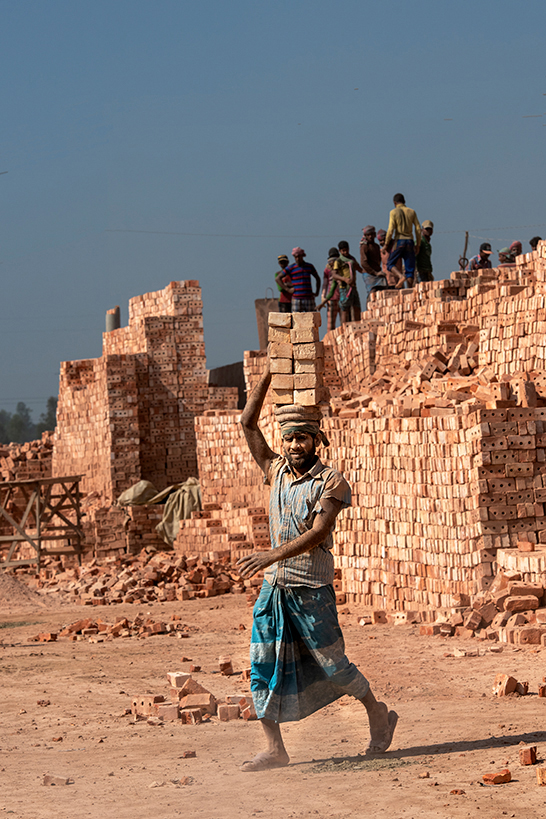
[
  {"xmin": 0, "ymin": 574, "xmax": 56, "ymax": 612},
  {"xmin": 2, "ymin": 593, "xmax": 546, "ymax": 819}
]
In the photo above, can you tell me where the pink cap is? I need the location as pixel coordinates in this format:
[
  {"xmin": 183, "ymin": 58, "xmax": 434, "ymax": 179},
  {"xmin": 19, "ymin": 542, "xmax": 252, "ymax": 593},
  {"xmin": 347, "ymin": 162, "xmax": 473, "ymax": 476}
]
[{"xmin": 292, "ymin": 247, "xmax": 305, "ymax": 257}]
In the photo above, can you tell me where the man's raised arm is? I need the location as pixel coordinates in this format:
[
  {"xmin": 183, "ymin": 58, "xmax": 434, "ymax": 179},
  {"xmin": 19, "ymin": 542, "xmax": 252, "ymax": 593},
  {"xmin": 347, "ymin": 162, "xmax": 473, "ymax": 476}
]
[{"xmin": 240, "ymin": 358, "xmax": 277, "ymax": 476}]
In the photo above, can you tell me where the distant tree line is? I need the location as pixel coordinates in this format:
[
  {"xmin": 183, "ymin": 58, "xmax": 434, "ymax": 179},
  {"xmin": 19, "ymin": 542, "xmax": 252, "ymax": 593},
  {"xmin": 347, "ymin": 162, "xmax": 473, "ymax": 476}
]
[{"xmin": 0, "ymin": 397, "xmax": 58, "ymax": 444}]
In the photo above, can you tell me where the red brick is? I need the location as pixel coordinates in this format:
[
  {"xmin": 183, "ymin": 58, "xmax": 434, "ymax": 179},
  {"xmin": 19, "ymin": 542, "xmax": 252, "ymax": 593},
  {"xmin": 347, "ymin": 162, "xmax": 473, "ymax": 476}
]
[
  {"xmin": 482, "ymin": 769, "xmax": 511, "ymax": 785},
  {"xmin": 519, "ymin": 746, "xmax": 537, "ymax": 765}
]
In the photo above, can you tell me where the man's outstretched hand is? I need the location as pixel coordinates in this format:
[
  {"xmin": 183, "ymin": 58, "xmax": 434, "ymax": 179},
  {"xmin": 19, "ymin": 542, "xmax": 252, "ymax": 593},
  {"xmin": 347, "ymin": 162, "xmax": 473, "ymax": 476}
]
[{"xmin": 237, "ymin": 551, "xmax": 275, "ymax": 579}]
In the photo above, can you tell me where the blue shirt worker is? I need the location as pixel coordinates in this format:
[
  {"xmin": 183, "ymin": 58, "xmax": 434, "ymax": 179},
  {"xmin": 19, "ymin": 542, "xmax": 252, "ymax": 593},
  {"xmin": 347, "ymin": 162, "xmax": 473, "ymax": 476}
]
[
  {"xmin": 384, "ymin": 193, "xmax": 421, "ymax": 288},
  {"xmin": 237, "ymin": 362, "xmax": 398, "ymax": 771},
  {"xmin": 285, "ymin": 247, "xmax": 321, "ymax": 313},
  {"xmin": 468, "ymin": 242, "xmax": 493, "ymax": 271}
]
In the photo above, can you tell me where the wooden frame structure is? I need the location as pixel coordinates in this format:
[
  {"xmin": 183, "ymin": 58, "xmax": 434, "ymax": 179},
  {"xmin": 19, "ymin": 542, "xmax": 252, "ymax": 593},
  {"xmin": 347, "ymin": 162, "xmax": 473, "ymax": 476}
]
[{"xmin": 0, "ymin": 475, "xmax": 84, "ymax": 569}]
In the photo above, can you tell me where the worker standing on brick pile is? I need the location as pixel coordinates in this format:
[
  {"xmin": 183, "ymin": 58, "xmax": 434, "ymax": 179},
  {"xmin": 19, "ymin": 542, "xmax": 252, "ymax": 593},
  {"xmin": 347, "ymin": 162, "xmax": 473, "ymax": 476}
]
[
  {"xmin": 274, "ymin": 254, "xmax": 293, "ymax": 313},
  {"xmin": 467, "ymin": 242, "xmax": 493, "ymax": 271},
  {"xmin": 530, "ymin": 236, "xmax": 542, "ymax": 251},
  {"xmin": 384, "ymin": 193, "xmax": 421, "ymax": 288},
  {"xmin": 509, "ymin": 240, "xmax": 522, "ymax": 262},
  {"xmin": 331, "ymin": 249, "xmax": 361, "ymax": 323},
  {"xmin": 377, "ymin": 228, "xmax": 404, "ymax": 288},
  {"xmin": 285, "ymin": 247, "xmax": 321, "ymax": 312},
  {"xmin": 497, "ymin": 247, "xmax": 513, "ymax": 268},
  {"xmin": 416, "ymin": 220, "xmax": 434, "ymax": 283},
  {"xmin": 359, "ymin": 226, "xmax": 388, "ymax": 307},
  {"xmin": 318, "ymin": 247, "xmax": 341, "ymax": 331},
  {"xmin": 237, "ymin": 366, "xmax": 398, "ymax": 771},
  {"xmin": 337, "ymin": 240, "xmax": 362, "ymax": 275}
]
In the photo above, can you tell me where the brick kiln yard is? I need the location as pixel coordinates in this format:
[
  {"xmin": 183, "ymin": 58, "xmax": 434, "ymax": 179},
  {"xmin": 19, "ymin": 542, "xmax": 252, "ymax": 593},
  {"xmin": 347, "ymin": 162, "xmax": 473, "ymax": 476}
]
[
  {"xmin": 2, "ymin": 591, "xmax": 546, "ymax": 819},
  {"xmin": 5, "ymin": 246, "xmax": 546, "ymax": 817}
]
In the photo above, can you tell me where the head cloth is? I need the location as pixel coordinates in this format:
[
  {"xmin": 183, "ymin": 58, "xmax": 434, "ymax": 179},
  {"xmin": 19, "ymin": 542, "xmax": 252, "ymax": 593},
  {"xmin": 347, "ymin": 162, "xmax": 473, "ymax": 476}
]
[{"xmin": 274, "ymin": 405, "xmax": 330, "ymax": 447}]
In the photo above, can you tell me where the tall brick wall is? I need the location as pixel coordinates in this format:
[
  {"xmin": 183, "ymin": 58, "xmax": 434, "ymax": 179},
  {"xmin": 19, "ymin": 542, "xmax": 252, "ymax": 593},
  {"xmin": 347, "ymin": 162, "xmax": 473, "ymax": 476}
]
[{"xmin": 52, "ymin": 281, "xmax": 238, "ymax": 505}]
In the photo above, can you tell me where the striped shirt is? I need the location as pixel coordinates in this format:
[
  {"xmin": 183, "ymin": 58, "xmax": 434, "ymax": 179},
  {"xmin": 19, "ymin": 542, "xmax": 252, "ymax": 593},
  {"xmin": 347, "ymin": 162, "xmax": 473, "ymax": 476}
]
[
  {"xmin": 264, "ymin": 456, "xmax": 351, "ymax": 588},
  {"xmin": 285, "ymin": 261, "xmax": 318, "ymax": 299}
]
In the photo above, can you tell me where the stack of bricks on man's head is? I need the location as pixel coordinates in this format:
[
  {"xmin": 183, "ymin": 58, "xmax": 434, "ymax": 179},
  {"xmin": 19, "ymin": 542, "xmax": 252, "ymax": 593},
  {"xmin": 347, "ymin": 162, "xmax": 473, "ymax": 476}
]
[{"xmin": 268, "ymin": 312, "xmax": 327, "ymax": 407}]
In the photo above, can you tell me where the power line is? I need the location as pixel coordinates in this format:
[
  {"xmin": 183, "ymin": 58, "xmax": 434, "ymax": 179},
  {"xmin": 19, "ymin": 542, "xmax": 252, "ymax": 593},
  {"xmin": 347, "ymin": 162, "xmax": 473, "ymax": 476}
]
[{"xmin": 106, "ymin": 223, "xmax": 546, "ymax": 238}]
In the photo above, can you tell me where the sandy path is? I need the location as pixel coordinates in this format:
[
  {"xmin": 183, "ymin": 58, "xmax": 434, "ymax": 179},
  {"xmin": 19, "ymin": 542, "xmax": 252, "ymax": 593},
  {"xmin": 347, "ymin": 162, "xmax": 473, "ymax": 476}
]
[{"xmin": 1, "ymin": 595, "xmax": 546, "ymax": 818}]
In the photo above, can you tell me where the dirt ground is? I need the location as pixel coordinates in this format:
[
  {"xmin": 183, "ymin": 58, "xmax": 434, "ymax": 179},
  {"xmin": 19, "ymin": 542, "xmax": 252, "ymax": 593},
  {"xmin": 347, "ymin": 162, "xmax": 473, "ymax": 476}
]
[{"xmin": 2, "ymin": 592, "xmax": 546, "ymax": 819}]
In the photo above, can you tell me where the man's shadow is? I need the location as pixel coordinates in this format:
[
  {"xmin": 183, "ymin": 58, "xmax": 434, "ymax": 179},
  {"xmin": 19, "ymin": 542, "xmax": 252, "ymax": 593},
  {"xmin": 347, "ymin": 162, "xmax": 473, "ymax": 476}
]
[{"xmin": 293, "ymin": 730, "xmax": 546, "ymax": 766}]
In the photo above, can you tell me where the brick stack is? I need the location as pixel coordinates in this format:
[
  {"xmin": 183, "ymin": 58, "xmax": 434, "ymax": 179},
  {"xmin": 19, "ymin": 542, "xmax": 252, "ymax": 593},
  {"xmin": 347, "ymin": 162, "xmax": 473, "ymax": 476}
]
[
  {"xmin": 49, "ymin": 281, "xmax": 238, "ymax": 559},
  {"xmin": 174, "ymin": 502, "xmax": 269, "ymax": 558},
  {"xmin": 268, "ymin": 312, "xmax": 326, "ymax": 406},
  {"xmin": 53, "ymin": 281, "xmax": 238, "ymax": 505},
  {"xmin": 0, "ymin": 432, "xmax": 54, "ymax": 483}
]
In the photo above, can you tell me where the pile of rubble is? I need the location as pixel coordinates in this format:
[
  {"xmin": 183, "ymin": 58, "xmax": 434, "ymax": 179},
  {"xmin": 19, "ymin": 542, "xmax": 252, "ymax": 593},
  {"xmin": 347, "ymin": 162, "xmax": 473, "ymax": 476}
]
[
  {"xmin": 330, "ymin": 338, "xmax": 545, "ymax": 420},
  {"xmin": 28, "ymin": 612, "xmax": 197, "ymax": 643},
  {"xmin": 420, "ymin": 569, "xmax": 546, "ymax": 645},
  {"xmin": 0, "ymin": 431, "xmax": 54, "ymax": 482},
  {"xmin": 14, "ymin": 549, "xmax": 248, "ymax": 605},
  {"xmin": 130, "ymin": 666, "xmax": 256, "ymax": 725}
]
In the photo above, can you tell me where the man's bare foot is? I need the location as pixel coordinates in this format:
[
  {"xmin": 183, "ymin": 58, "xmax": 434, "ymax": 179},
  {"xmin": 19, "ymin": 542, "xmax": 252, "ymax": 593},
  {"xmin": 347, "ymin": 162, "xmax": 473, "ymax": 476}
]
[
  {"xmin": 365, "ymin": 702, "xmax": 398, "ymax": 754},
  {"xmin": 240, "ymin": 750, "xmax": 290, "ymax": 772}
]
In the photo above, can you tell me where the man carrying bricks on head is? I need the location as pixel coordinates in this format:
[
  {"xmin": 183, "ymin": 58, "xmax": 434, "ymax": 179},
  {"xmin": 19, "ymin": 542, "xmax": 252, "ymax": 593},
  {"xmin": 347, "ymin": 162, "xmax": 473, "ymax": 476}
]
[
  {"xmin": 237, "ymin": 364, "xmax": 398, "ymax": 771},
  {"xmin": 285, "ymin": 247, "xmax": 321, "ymax": 312}
]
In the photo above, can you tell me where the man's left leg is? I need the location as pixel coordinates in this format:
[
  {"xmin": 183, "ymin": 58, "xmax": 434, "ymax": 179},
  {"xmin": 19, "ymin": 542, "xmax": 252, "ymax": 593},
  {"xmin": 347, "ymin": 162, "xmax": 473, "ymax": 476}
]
[
  {"xmin": 295, "ymin": 586, "xmax": 398, "ymax": 754},
  {"xmin": 402, "ymin": 241, "xmax": 416, "ymax": 287},
  {"xmin": 240, "ymin": 718, "xmax": 290, "ymax": 772}
]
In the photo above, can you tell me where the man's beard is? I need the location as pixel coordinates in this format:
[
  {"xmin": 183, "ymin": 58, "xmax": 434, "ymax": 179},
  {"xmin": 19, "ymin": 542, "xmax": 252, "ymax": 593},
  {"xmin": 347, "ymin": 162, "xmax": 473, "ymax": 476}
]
[{"xmin": 285, "ymin": 445, "xmax": 317, "ymax": 473}]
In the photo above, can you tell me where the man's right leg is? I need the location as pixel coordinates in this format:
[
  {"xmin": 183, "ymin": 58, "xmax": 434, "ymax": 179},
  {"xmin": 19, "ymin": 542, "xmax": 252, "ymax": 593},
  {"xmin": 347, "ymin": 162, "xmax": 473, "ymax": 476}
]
[
  {"xmin": 327, "ymin": 302, "xmax": 339, "ymax": 332},
  {"xmin": 386, "ymin": 241, "xmax": 404, "ymax": 274},
  {"xmin": 401, "ymin": 241, "xmax": 416, "ymax": 287},
  {"xmin": 240, "ymin": 719, "xmax": 290, "ymax": 772}
]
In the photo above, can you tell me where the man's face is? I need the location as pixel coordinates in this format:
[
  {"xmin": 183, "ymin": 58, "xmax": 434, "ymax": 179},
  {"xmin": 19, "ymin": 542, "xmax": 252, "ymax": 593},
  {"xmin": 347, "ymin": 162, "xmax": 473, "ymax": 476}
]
[
  {"xmin": 378, "ymin": 235, "xmax": 385, "ymax": 247},
  {"xmin": 364, "ymin": 231, "xmax": 375, "ymax": 243},
  {"xmin": 339, "ymin": 245, "xmax": 349, "ymax": 256},
  {"xmin": 279, "ymin": 259, "xmax": 288, "ymax": 269},
  {"xmin": 422, "ymin": 227, "xmax": 433, "ymax": 239},
  {"xmin": 282, "ymin": 432, "xmax": 317, "ymax": 473},
  {"xmin": 293, "ymin": 253, "xmax": 304, "ymax": 265}
]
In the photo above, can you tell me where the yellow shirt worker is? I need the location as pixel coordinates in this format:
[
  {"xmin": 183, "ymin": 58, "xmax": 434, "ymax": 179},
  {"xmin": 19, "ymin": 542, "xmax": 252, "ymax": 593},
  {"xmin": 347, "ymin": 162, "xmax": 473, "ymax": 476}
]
[{"xmin": 384, "ymin": 193, "xmax": 421, "ymax": 287}]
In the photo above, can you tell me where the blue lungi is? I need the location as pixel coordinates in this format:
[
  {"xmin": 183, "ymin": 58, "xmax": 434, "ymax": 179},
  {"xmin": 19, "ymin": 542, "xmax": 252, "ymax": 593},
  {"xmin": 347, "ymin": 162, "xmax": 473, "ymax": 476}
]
[{"xmin": 250, "ymin": 580, "xmax": 370, "ymax": 723}]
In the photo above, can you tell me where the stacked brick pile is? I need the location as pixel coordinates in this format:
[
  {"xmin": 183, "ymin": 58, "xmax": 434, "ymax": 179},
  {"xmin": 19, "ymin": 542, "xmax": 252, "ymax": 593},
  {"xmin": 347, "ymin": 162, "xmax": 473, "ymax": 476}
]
[
  {"xmin": 326, "ymin": 241, "xmax": 546, "ymax": 393},
  {"xmin": 46, "ymin": 281, "xmax": 238, "ymax": 561},
  {"xmin": 0, "ymin": 432, "xmax": 54, "ymax": 482},
  {"xmin": 268, "ymin": 312, "xmax": 326, "ymax": 406},
  {"xmin": 16, "ymin": 549, "xmax": 245, "ymax": 604},
  {"xmin": 53, "ymin": 281, "xmax": 238, "ymax": 505},
  {"xmin": 173, "ymin": 242, "xmax": 546, "ymax": 620}
]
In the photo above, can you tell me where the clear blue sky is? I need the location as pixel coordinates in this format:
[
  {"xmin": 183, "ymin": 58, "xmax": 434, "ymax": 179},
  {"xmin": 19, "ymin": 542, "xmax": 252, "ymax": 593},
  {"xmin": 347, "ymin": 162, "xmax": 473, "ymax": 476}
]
[{"xmin": 2, "ymin": 0, "xmax": 545, "ymax": 415}]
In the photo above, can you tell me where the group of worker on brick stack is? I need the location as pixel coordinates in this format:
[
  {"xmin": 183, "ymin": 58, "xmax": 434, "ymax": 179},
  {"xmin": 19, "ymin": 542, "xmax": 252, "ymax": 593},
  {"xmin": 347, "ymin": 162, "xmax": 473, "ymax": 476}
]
[
  {"xmin": 467, "ymin": 236, "xmax": 541, "ymax": 271},
  {"xmin": 274, "ymin": 192, "xmax": 432, "ymax": 330},
  {"xmin": 274, "ymin": 192, "xmax": 542, "ymax": 331}
]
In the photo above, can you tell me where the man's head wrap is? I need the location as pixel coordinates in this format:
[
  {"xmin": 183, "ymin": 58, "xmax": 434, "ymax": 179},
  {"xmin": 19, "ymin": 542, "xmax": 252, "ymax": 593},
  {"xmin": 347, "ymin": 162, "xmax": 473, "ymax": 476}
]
[{"xmin": 274, "ymin": 405, "xmax": 330, "ymax": 447}]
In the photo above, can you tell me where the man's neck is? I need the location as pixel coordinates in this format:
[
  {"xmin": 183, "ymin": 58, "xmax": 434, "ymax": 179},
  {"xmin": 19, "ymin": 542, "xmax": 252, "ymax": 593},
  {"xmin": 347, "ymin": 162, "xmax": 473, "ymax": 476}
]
[{"xmin": 288, "ymin": 454, "xmax": 319, "ymax": 478}]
